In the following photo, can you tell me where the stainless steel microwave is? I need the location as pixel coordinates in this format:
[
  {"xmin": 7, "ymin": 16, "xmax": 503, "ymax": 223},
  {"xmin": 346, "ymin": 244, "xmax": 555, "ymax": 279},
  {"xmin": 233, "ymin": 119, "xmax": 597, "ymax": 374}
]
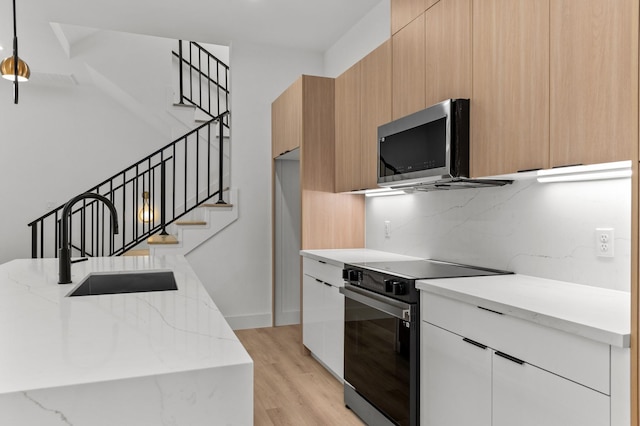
[{"xmin": 378, "ymin": 99, "xmax": 470, "ymax": 189}]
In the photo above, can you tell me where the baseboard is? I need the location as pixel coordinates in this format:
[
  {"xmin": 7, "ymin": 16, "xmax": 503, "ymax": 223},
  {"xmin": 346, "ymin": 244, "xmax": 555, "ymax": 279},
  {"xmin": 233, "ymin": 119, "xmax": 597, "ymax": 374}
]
[
  {"xmin": 225, "ymin": 313, "xmax": 272, "ymax": 330},
  {"xmin": 274, "ymin": 310, "xmax": 300, "ymax": 327}
]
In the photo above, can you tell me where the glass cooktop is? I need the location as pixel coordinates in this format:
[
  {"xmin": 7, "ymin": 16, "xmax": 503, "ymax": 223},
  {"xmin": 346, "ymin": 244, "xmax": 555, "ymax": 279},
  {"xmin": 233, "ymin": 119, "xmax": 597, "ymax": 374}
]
[{"xmin": 351, "ymin": 259, "xmax": 511, "ymax": 280}]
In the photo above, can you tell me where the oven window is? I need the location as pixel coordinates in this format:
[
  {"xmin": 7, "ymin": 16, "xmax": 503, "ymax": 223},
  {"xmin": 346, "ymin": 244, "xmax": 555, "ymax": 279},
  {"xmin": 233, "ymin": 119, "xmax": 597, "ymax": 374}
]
[{"xmin": 344, "ymin": 296, "xmax": 412, "ymax": 426}]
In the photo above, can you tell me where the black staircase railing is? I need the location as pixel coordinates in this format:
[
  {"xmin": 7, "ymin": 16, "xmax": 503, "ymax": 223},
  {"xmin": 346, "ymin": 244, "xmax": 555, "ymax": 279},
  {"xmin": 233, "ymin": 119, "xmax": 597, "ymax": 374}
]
[
  {"xmin": 28, "ymin": 112, "xmax": 229, "ymax": 259},
  {"xmin": 173, "ymin": 40, "xmax": 230, "ymax": 128}
]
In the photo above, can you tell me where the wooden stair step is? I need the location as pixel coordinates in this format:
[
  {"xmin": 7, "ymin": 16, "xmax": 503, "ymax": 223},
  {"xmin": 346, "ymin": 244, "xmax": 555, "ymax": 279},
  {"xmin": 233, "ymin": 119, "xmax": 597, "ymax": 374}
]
[
  {"xmin": 175, "ymin": 220, "xmax": 207, "ymax": 226},
  {"xmin": 147, "ymin": 234, "xmax": 179, "ymax": 245},
  {"xmin": 123, "ymin": 249, "xmax": 150, "ymax": 257},
  {"xmin": 200, "ymin": 203, "xmax": 234, "ymax": 208}
]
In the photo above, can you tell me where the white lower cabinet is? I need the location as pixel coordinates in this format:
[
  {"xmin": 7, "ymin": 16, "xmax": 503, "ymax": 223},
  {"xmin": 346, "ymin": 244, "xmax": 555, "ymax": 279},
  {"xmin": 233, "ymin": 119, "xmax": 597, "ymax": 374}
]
[
  {"xmin": 492, "ymin": 351, "xmax": 609, "ymax": 426},
  {"xmin": 421, "ymin": 292, "xmax": 612, "ymax": 426},
  {"xmin": 302, "ymin": 262, "xmax": 344, "ymax": 379},
  {"xmin": 422, "ymin": 323, "xmax": 491, "ymax": 426}
]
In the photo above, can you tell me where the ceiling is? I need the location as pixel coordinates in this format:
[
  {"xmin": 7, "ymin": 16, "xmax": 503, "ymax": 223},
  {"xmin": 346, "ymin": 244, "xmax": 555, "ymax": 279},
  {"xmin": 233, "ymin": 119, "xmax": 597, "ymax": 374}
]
[{"xmin": 2, "ymin": 0, "xmax": 383, "ymax": 52}]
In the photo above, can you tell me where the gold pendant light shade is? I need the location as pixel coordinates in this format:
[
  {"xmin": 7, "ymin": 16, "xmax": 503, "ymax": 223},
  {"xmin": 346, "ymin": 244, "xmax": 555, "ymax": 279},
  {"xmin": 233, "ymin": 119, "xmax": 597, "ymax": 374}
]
[{"xmin": 0, "ymin": 55, "xmax": 30, "ymax": 82}]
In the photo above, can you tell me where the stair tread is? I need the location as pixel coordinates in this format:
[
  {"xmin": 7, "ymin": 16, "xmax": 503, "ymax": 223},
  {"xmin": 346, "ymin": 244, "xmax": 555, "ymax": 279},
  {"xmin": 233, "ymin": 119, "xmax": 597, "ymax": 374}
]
[
  {"xmin": 172, "ymin": 103, "xmax": 196, "ymax": 109},
  {"xmin": 176, "ymin": 220, "xmax": 207, "ymax": 226},
  {"xmin": 200, "ymin": 203, "xmax": 234, "ymax": 208},
  {"xmin": 147, "ymin": 234, "xmax": 179, "ymax": 245},
  {"xmin": 123, "ymin": 249, "xmax": 150, "ymax": 256}
]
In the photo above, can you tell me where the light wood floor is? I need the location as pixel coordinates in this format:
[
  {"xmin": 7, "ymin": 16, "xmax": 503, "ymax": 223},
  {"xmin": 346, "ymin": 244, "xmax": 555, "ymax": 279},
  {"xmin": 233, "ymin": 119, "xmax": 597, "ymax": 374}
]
[{"xmin": 235, "ymin": 325, "xmax": 364, "ymax": 426}]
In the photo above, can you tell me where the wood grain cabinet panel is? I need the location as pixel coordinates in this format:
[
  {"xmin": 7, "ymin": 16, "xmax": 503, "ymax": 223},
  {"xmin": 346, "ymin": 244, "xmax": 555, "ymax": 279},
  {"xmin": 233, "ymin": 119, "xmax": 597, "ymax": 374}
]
[
  {"xmin": 335, "ymin": 41, "xmax": 392, "ymax": 193},
  {"xmin": 424, "ymin": 0, "xmax": 472, "ymax": 107},
  {"xmin": 391, "ymin": 0, "xmax": 428, "ymax": 34},
  {"xmin": 392, "ymin": 13, "xmax": 426, "ymax": 120},
  {"xmin": 272, "ymin": 78, "xmax": 302, "ymax": 158},
  {"xmin": 550, "ymin": 0, "xmax": 639, "ymax": 167},
  {"xmin": 471, "ymin": 0, "xmax": 550, "ymax": 177},
  {"xmin": 335, "ymin": 62, "xmax": 362, "ymax": 193},
  {"xmin": 360, "ymin": 40, "xmax": 392, "ymax": 190}
]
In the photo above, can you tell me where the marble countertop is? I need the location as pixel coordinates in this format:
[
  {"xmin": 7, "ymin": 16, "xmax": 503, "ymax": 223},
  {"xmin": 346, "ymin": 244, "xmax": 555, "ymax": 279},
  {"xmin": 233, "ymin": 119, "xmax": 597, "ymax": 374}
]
[
  {"xmin": 300, "ymin": 248, "xmax": 422, "ymax": 267},
  {"xmin": 0, "ymin": 255, "xmax": 252, "ymax": 395},
  {"xmin": 417, "ymin": 274, "xmax": 630, "ymax": 348}
]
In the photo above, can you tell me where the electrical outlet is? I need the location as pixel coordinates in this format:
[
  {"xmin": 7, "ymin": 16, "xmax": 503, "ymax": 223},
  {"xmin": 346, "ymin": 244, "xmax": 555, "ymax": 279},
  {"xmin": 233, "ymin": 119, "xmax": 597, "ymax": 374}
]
[
  {"xmin": 596, "ymin": 228, "xmax": 614, "ymax": 258},
  {"xmin": 384, "ymin": 220, "xmax": 391, "ymax": 238}
]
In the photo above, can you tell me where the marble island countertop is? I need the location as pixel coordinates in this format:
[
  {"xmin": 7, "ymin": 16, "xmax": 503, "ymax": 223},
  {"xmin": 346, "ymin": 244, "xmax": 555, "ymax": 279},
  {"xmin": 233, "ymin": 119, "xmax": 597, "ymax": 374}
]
[
  {"xmin": 0, "ymin": 255, "xmax": 252, "ymax": 425},
  {"xmin": 417, "ymin": 274, "xmax": 630, "ymax": 348}
]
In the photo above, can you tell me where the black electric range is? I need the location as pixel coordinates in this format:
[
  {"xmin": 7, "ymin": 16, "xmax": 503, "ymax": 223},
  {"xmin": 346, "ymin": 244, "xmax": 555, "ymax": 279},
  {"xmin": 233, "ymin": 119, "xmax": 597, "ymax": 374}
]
[
  {"xmin": 340, "ymin": 259, "xmax": 511, "ymax": 426},
  {"xmin": 343, "ymin": 259, "xmax": 511, "ymax": 304}
]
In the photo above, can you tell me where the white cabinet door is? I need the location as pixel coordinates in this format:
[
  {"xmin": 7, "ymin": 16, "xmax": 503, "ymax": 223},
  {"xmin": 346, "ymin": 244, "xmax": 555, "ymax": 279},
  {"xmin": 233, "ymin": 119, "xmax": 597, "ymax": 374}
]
[
  {"xmin": 302, "ymin": 274, "xmax": 324, "ymax": 357},
  {"xmin": 493, "ymin": 351, "xmax": 610, "ymax": 426},
  {"xmin": 323, "ymin": 284, "xmax": 344, "ymax": 378},
  {"xmin": 422, "ymin": 322, "xmax": 491, "ymax": 426}
]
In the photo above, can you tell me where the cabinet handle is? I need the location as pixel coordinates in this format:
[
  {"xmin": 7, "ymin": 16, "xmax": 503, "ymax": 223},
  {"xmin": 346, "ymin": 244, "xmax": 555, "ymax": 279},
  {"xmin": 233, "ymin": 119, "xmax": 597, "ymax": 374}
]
[
  {"xmin": 495, "ymin": 351, "xmax": 525, "ymax": 365},
  {"xmin": 517, "ymin": 167, "xmax": 542, "ymax": 173},
  {"xmin": 323, "ymin": 282, "xmax": 332, "ymax": 288},
  {"xmin": 315, "ymin": 278, "xmax": 323, "ymax": 283},
  {"xmin": 318, "ymin": 260, "xmax": 327, "ymax": 264},
  {"xmin": 477, "ymin": 306, "xmax": 503, "ymax": 315},
  {"xmin": 462, "ymin": 338, "xmax": 487, "ymax": 350}
]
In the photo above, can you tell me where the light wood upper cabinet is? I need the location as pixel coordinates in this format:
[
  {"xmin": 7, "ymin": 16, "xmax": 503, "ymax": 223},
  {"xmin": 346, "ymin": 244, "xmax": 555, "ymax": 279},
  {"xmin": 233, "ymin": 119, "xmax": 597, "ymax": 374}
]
[
  {"xmin": 471, "ymin": 0, "xmax": 550, "ymax": 177},
  {"xmin": 393, "ymin": 13, "xmax": 426, "ymax": 120},
  {"xmin": 360, "ymin": 40, "xmax": 392, "ymax": 190},
  {"xmin": 424, "ymin": 0, "xmax": 472, "ymax": 107},
  {"xmin": 272, "ymin": 78, "xmax": 302, "ymax": 159},
  {"xmin": 273, "ymin": 75, "xmax": 364, "ymax": 250},
  {"xmin": 335, "ymin": 62, "xmax": 362, "ymax": 193},
  {"xmin": 550, "ymin": 0, "xmax": 639, "ymax": 167},
  {"xmin": 335, "ymin": 41, "xmax": 392, "ymax": 193},
  {"xmin": 391, "ymin": 0, "xmax": 429, "ymax": 34}
]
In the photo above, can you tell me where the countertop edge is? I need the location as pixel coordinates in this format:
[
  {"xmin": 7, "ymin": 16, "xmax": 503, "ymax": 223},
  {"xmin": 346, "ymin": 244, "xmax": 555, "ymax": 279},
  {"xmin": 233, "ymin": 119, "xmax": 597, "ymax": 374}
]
[{"xmin": 416, "ymin": 279, "xmax": 630, "ymax": 348}]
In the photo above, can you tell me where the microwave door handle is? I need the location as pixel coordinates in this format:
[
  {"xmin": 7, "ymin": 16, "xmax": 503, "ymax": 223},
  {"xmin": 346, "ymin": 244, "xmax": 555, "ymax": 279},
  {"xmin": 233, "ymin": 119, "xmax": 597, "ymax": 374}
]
[{"xmin": 340, "ymin": 285, "xmax": 413, "ymax": 322}]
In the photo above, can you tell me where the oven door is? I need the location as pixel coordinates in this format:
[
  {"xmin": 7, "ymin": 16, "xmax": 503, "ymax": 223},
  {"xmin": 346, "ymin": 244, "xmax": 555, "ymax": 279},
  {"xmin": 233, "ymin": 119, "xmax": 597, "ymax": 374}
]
[{"xmin": 340, "ymin": 284, "xmax": 418, "ymax": 426}]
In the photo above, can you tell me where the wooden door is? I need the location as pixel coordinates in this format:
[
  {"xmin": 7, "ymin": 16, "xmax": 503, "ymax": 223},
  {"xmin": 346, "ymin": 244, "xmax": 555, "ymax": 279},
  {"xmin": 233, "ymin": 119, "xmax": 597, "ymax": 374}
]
[
  {"xmin": 272, "ymin": 77, "xmax": 302, "ymax": 158},
  {"xmin": 392, "ymin": 13, "xmax": 426, "ymax": 120},
  {"xmin": 335, "ymin": 62, "xmax": 362, "ymax": 193},
  {"xmin": 391, "ymin": 0, "xmax": 428, "ymax": 34},
  {"xmin": 471, "ymin": 0, "xmax": 550, "ymax": 177},
  {"xmin": 360, "ymin": 40, "xmax": 392, "ymax": 190},
  {"xmin": 550, "ymin": 0, "xmax": 639, "ymax": 167},
  {"xmin": 424, "ymin": 0, "xmax": 472, "ymax": 107}
]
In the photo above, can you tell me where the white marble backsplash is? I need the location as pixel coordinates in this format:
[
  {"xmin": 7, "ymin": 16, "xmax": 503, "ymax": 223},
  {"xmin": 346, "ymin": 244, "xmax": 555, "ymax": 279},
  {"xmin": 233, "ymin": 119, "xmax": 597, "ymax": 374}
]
[{"xmin": 366, "ymin": 176, "xmax": 631, "ymax": 291}]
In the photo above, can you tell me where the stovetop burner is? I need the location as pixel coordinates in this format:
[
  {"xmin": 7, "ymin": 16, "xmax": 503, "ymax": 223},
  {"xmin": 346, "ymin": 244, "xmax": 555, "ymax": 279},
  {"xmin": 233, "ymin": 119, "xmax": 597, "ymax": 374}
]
[
  {"xmin": 351, "ymin": 259, "xmax": 510, "ymax": 280},
  {"xmin": 343, "ymin": 259, "xmax": 512, "ymax": 304}
]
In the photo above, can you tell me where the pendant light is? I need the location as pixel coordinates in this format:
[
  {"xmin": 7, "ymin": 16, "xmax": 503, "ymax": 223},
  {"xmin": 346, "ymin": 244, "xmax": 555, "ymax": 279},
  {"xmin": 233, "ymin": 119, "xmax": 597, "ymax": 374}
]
[
  {"xmin": 138, "ymin": 191, "xmax": 154, "ymax": 223},
  {"xmin": 0, "ymin": 0, "xmax": 30, "ymax": 103}
]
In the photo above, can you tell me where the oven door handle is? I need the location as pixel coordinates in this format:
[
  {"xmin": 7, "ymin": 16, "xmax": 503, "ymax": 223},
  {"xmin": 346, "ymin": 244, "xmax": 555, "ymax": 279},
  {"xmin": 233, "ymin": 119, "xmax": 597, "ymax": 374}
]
[{"xmin": 340, "ymin": 285, "xmax": 413, "ymax": 322}]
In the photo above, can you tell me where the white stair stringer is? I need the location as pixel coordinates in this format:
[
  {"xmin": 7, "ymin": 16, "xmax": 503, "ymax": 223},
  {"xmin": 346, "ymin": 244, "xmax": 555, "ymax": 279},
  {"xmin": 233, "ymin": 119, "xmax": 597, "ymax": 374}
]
[{"xmin": 149, "ymin": 189, "xmax": 238, "ymax": 256}]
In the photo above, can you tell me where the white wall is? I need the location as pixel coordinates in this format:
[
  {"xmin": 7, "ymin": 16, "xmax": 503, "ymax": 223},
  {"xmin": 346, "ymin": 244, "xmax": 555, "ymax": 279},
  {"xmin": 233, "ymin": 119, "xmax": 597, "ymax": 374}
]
[
  {"xmin": 324, "ymin": 0, "xmax": 391, "ymax": 77},
  {"xmin": 324, "ymin": 0, "xmax": 390, "ymax": 77},
  {"xmin": 185, "ymin": 40, "xmax": 324, "ymax": 329},
  {"xmin": 0, "ymin": 28, "xmax": 185, "ymax": 263},
  {"xmin": 366, "ymin": 175, "xmax": 631, "ymax": 292}
]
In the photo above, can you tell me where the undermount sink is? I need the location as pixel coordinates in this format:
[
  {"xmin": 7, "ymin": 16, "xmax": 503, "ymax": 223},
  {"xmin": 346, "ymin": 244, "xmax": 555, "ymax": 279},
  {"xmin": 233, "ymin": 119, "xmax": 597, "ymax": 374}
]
[{"xmin": 67, "ymin": 270, "xmax": 178, "ymax": 297}]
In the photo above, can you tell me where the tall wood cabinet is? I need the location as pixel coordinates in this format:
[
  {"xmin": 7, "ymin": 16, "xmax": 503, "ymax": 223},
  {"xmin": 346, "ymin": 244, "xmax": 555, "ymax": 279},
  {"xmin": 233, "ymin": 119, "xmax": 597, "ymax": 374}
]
[
  {"xmin": 335, "ymin": 40, "xmax": 392, "ymax": 193},
  {"xmin": 471, "ymin": 0, "xmax": 550, "ymax": 177},
  {"xmin": 271, "ymin": 75, "xmax": 365, "ymax": 326}
]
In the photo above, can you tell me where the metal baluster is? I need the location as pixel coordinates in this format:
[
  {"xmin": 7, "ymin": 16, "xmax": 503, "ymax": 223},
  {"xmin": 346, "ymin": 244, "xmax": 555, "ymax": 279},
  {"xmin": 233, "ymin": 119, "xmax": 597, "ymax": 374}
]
[
  {"xmin": 217, "ymin": 114, "xmax": 226, "ymax": 204},
  {"xmin": 178, "ymin": 40, "xmax": 184, "ymax": 104}
]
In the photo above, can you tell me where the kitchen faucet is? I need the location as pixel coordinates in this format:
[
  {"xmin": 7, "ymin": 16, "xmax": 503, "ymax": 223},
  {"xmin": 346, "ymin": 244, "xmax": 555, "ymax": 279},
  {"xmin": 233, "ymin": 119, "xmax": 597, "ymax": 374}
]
[{"xmin": 58, "ymin": 193, "xmax": 119, "ymax": 284}]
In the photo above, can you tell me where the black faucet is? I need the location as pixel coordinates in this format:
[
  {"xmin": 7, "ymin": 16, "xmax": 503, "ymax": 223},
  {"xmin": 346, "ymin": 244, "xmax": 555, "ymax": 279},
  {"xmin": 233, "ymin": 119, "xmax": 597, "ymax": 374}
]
[{"xmin": 58, "ymin": 193, "xmax": 119, "ymax": 284}]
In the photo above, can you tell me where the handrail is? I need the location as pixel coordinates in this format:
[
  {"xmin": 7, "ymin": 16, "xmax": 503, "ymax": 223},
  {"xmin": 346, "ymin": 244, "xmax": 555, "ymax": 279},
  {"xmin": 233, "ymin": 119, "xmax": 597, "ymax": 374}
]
[
  {"xmin": 175, "ymin": 40, "xmax": 229, "ymax": 120},
  {"xmin": 28, "ymin": 41, "xmax": 230, "ymax": 259}
]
